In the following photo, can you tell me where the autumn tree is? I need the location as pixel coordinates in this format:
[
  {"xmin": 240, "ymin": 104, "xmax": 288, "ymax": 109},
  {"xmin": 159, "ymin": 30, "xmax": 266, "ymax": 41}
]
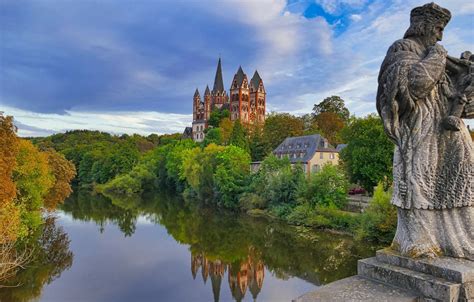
[
  {"xmin": 14, "ymin": 139, "xmax": 54, "ymax": 234},
  {"xmin": 314, "ymin": 112, "xmax": 345, "ymax": 145},
  {"xmin": 43, "ymin": 150, "xmax": 77, "ymax": 211},
  {"xmin": 312, "ymin": 96, "xmax": 350, "ymax": 121},
  {"xmin": 0, "ymin": 114, "xmax": 21, "ymax": 243},
  {"xmin": 262, "ymin": 113, "xmax": 304, "ymax": 154},
  {"xmin": 218, "ymin": 117, "xmax": 233, "ymax": 145}
]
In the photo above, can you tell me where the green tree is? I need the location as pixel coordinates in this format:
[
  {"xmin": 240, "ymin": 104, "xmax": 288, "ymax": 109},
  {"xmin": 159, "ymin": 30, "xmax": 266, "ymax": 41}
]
[
  {"xmin": 202, "ymin": 128, "xmax": 222, "ymax": 146},
  {"xmin": 314, "ymin": 112, "xmax": 345, "ymax": 146},
  {"xmin": 214, "ymin": 146, "xmax": 251, "ymax": 208},
  {"xmin": 312, "ymin": 96, "xmax": 350, "ymax": 121},
  {"xmin": 249, "ymin": 125, "xmax": 266, "ymax": 161},
  {"xmin": 229, "ymin": 120, "xmax": 249, "ymax": 153},
  {"xmin": 208, "ymin": 108, "xmax": 230, "ymax": 127},
  {"xmin": 340, "ymin": 114, "xmax": 394, "ymax": 193},
  {"xmin": 300, "ymin": 164, "xmax": 349, "ymax": 208},
  {"xmin": 262, "ymin": 113, "xmax": 304, "ymax": 155}
]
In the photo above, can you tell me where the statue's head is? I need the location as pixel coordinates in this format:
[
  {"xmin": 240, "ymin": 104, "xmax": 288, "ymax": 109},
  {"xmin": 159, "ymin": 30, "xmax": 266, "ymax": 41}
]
[{"xmin": 404, "ymin": 2, "xmax": 451, "ymax": 46}]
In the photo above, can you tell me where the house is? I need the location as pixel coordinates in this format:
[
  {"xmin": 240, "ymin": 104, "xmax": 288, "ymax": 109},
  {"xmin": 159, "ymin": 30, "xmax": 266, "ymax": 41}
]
[{"xmin": 272, "ymin": 134, "xmax": 340, "ymax": 176}]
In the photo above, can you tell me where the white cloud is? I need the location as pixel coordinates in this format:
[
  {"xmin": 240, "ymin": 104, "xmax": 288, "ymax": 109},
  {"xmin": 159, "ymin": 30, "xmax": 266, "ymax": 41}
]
[{"xmin": 1, "ymin": 105, "xmax": 191, "ymax": 137}]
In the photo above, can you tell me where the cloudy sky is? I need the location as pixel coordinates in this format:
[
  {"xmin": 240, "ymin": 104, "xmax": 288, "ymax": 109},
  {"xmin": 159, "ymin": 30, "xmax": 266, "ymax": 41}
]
[{"xmin": 1, "ymin": 0, "xmax": 473, "ymax": 137}]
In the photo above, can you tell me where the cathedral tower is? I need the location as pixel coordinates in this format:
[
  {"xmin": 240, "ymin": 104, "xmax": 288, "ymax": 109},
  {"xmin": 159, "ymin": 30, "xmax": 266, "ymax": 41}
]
[
  {"xmin": 211, "ymin": 58, "xmax": 228, "ymax": 109},
  {"xmin": 230, "ymin": 66, "xmax": 250, "ymax": 124},
  {"xmin": 250, "ymin": 70, "xmax": 266, "ymax": 124}
]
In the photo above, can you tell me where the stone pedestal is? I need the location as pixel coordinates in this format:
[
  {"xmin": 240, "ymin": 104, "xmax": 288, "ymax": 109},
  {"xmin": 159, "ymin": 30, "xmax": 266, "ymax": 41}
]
[{"xmin": 294, "ymin": 249, "xmax": 474, "ymax": 302}]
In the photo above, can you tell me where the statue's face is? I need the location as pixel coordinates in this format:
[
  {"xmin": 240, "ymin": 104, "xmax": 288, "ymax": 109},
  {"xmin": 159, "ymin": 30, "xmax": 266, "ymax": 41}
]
[{"xmin": 426, "ymin": 24, "xmax": 445, "ymax": 46}]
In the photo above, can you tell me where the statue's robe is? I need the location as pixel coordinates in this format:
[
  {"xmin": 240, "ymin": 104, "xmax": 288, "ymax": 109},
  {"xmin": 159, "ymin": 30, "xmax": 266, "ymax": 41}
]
[{"xmin": 377, "ymin": 38, "xmax": 474, "ymax": 259}]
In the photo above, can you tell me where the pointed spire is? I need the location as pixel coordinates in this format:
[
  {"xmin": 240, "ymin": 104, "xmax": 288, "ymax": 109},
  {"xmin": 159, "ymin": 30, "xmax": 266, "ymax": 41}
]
[
  {"xmin": 250, "ymin": 70, "xmax": 262, "ymax": 89},
  {"xmin": 234, "ymin": 66, "xmax": 246, "ymax": 87},
  {"xmin": 194, "ymin": 88, "xmax": 200, "ymax": 98},
  {"xmin": 204, "ymin": 85, "xmax": 211, "ymax": 96},
  {"xmin": 213, "ymin": 57, "xmax": 225, "ymax": 93}
]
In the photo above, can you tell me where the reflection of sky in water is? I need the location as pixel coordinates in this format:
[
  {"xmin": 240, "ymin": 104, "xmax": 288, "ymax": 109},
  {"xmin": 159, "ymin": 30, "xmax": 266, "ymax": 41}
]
[{"xmin": 39, "ymin": 213, "xmax": 316, "ymax": 302}]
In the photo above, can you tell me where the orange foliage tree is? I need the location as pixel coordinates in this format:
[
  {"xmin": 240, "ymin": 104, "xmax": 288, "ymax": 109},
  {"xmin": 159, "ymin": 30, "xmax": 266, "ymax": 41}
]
[
  {"xmin": 314, "ymin": 112, "xmax": 345, "ymax": 146},
  {"xmin": 0, "ymin": 114, "xmax": 21, "ymax": 243},
  {"xmin": 43, "ymin": 150, "xmax": 77, "ymax": 211}
]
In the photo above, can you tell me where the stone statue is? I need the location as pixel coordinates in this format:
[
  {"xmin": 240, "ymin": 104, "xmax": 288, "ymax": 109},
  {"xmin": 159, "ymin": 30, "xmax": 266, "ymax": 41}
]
[{"xmin": 376, "ymin": 2, "xmax": 474, "ymax": 259}]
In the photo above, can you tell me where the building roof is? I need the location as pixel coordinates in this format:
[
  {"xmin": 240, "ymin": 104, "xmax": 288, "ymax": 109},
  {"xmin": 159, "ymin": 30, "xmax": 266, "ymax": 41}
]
[
  {"xmin": 233, "ymin": 66, "xmax": 246, "ymax": 88},
  {"xmin": 212, "ymin": 58, "xmax": 225, "ymax": 93},
  {"xmin": 194, "ymin": 88, "xmax": 200, "ymax": 98},
  {"xmin": 336, "ymin": 144, "xmax": 347, "ymax": 152},
  {"xmin": 273, "ymin": 134, "xmax": 337, "ymax": 163},
  {"xmin": 183, "ymin": 127, "xmax": 193, "ymax": 138},
  {"xmin": 204, "ymin": 85, "xmax": 210, "ymax": 96},
  {"xmin": 250, "ymin": 70, "xmax": 262, "ymax": 89}
]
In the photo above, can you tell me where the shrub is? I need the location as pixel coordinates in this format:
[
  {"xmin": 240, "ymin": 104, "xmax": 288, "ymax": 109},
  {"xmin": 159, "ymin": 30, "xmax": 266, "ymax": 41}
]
[{"xmin": 356, "ymin": 183, "xmax": 396, "ymax": 243}]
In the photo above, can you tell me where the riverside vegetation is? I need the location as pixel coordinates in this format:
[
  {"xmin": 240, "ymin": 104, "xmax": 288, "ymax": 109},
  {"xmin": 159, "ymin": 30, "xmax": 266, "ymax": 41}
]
[{"xmin": 0, "ymin": 96, "xmax": 400, "ymax": 288}]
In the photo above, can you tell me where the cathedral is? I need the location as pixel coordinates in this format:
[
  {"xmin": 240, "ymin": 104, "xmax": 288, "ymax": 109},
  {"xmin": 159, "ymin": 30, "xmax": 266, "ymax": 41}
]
[{"xmin": 191, "ymin": 58, "xmax": 266, "ymax": 142}]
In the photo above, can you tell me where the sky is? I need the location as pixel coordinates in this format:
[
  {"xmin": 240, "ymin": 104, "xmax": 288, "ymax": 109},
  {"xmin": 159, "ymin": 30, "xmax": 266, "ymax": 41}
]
[{"xmin": 1, "ymin": 0, "xmax": 473, "ymax": 137}]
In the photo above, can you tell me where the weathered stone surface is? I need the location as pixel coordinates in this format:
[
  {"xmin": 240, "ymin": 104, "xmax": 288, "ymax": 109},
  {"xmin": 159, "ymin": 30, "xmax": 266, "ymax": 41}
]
[
  {"xmin": 293, "ymin": 275, "xmax": 418, "ymax": 302},
  {"xmin": 376, "ymin": 2, "xmax": 474, "ymax": 259},
  {"xmin": 358, "ymin": 257, "xmax": 461, "ymax": 301},
  {"xmin": 376, "ymin": 249, "xmax": 474, "ymax": 284}
]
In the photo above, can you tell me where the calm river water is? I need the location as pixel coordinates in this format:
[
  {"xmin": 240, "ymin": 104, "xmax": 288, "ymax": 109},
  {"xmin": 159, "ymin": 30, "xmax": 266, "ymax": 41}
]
[{"xmin": 1, "ymin": 190, "xmax": 378, "ymax": 302}]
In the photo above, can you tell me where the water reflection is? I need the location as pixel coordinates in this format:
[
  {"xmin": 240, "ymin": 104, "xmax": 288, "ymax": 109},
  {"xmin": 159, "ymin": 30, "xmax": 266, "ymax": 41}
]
[
  {"xmin": 0, "ymin": 216, "xmax": 73, "ymax": 302},
  {"xmin": 191, "ymin": 249, "xmax": 265, "ymax": 302},
  {"xmin": 2, "ymin": 190, "xmax": 378, "ymax": 301}
]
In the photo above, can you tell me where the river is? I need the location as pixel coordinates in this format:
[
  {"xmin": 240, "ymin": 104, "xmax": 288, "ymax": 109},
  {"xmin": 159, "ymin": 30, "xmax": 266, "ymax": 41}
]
[{"xmin": 0, "ymin": 190, "xmax": 379, "ymax": 302}]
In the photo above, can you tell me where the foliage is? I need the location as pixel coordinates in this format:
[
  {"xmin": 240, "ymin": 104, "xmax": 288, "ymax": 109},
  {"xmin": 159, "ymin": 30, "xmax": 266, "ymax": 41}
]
[
  {"xmin": 356, "ymin": 183, "xmax": 397, "ymax": 242},
  {"xmin": 339, "ymin": 114, "xmax": 394, "ymax": 193},
  {"xmin": 214, "ymin": 145, "xmax": 251, "ymax": 208},
  {"xmin": 13, "ymin": 140, "xmax": 54, "ymax": 235},
  {"xmin": 43, "ymin": 150, "xmax": 77, "ymax": 211},
  {"xmin": 0, "ymin": 114, "xmax": 21, "ymax": 243},
  {"xmin": 208, "ymin": 108, "xmax": 230, "ymax": 127},
  {"xmin": 249, "ymin": 125, "xmax": 266, "ymax": 161},
  {"xmin": 229, "ymin": 120, "xmax": 249, "ymax": 153},
  {"xmin": 262, "ymin": 113, "xmax": 304, "ymax": 155},
  {"xmin": 218, "ymin": 118, "xmax": 233, "ymax": 145},
  {"xmin": 202, "ymin": 128, "xmax": 222, "ymax": 146},
  {"xmin": 312, "ymin": 95, "xmax": 350, "ymax": 121},
  {"xmin": 314, "ymin": 112, "xmax": 345, "ymax": 146},
  {"xmin": 300, "ymin": 164, "xmax": 349, "ymax": 208}
]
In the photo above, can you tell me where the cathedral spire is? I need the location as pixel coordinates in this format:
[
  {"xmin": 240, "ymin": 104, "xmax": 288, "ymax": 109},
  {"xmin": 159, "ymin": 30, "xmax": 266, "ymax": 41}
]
[{"xmin": 213, "ymin": 57, "xmax": 225, "ymax": 93}]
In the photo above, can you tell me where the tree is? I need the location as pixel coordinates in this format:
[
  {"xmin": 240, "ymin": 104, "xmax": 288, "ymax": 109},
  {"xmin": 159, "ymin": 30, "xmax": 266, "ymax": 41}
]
[
  {"xmin": 339, "ymin": 114, "xmax": 394, "ymax": 193},
  {"xmin": 249, "ymin": 125, "xmax": 266, "ymax": 161},
  {"xmin": 0, "ymin": 114, "xmax": 21, "ymax": 243},
  {"xmin": 229, "ymin": 120, "xmax": 249, "ymax": 153},
  {"xmin": 262, "ymin": 113, "xmax": 304, "ymax": 155},
  {"xmin": 300, "ymin": 164, "xmax": 349, "ymax": 208},
  {"xmin": 14, "ymin": 139, "xmax": 54, "ymax": 234},
  {"xmin": 202, "ymin": 128, "xmax": 222, "ymax": 146},
  {"xmin": 43, "ymin": 150, "xmax": 77, "ymax": 211},
  {"xmin": 312, "ymin": 96, "xmax": 350, "ymax": 121},
  {"xmin": 208, "ymin": 108, "xmax": 230, "ymax": 127},
  {"xmin": 218, "ymin": 118, "xmax": 233, "ymax": 145},
  {"xmin": 314, "ymin": 112, "xmax": 345, "ymax": 145},
  {"xmin": 214, "ymin": 146, "xmax": 251, "ymax": 208}
]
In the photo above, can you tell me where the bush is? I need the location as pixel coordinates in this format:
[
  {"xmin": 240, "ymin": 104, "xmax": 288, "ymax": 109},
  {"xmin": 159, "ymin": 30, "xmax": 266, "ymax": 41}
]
[
  {"xmin": 238, "ymin": 193, "xmax": 266, "ymax": 211},
  {"xmin": 300, "ymin": 164, "xmax": 349, "ymax": 208},
  {"xmin": 356, "ymin": 183, "xmax": 396, "ymax": 243}
]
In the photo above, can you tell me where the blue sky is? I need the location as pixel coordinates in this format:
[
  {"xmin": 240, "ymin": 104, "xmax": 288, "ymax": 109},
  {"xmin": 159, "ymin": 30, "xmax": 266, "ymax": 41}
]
[{"xmin": 1, "ymin": 0, "xmax": 473, "ymax": 136}]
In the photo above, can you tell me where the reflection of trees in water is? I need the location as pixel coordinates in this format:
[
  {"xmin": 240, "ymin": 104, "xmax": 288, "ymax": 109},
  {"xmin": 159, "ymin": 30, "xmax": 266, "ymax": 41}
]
[
  {"xmin": 0, "ymin": 216, "xmax": 73, "ymax": 302},
  {"xmin": 61, "ymin": 189, "xmax": 137, "ymax": 236},
  {"xmin": 61, "ymin": 190, "xmax": 377, "ymax": 300}
]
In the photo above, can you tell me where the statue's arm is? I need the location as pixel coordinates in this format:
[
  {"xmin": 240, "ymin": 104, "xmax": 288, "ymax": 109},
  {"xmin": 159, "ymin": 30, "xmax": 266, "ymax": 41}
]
[{"xmin": 407, "ymin": 44, "xmax": 447, "ymax": 99}]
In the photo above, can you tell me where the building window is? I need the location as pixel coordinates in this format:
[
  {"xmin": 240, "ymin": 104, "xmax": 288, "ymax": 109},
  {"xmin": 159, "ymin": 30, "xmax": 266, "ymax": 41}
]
[
  {"xmin": 330, "ymin": 153, "xmax": 335, "ymax": 159},
  {"xmin": 312, "ymin": 164, "xmax": 320, "ymax": 173},
  {"xmin": 320, "ymin": 152, "xmax": 323, "ymax": 159}
]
